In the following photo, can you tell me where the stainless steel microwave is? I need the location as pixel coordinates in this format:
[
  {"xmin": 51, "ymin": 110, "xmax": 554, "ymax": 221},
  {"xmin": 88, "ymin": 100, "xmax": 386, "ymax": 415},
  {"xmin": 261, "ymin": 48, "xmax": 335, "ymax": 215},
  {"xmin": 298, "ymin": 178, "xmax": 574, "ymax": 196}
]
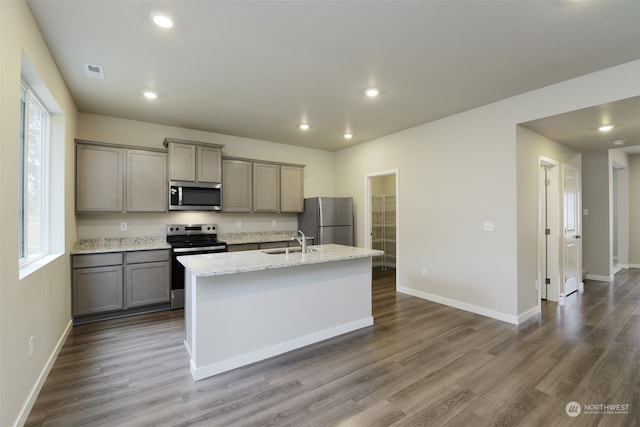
[{"xmin": 169, "ymin": 180, "xmax": 222, "ymax": 211}]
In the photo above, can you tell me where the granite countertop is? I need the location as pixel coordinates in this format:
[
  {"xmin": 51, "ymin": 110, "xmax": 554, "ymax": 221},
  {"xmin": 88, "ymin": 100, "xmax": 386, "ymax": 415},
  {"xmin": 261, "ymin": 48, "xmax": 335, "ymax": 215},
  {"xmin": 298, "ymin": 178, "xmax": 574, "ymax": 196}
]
[
  {"xmin": 178, "ymin": 244, "xmax": 383, "ymax": 277},
  {"xmin": 218, "ymin": 231, "xmax": 313, "ymax": 245},
  {"xmin": 71, "ymin": 236, "xmax": 170, "ymax": 254}
]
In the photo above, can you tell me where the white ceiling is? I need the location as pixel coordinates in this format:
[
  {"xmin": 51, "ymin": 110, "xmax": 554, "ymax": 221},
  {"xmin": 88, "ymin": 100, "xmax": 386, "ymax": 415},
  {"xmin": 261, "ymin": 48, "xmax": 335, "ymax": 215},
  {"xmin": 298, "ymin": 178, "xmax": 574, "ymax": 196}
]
[{"xmin": 27, "ymin": 0, "xmax": 640, "ymax": 151}]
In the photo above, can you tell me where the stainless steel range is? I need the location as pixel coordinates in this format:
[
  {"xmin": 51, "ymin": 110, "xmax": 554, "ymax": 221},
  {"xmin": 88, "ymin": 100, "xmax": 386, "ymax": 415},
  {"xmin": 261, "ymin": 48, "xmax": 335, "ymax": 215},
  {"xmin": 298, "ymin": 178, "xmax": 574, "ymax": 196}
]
[{"xmin": 166, "ymin": 224, "xmax": 227, "ymax": 309}]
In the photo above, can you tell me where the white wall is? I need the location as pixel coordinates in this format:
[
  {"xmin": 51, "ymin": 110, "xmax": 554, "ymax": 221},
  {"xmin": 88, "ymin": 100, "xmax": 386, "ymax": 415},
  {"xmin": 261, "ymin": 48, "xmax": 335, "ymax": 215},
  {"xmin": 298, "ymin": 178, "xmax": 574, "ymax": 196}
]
[
  {"xmin": 0, "ymin": 1, "xmax": 79, "ymax": 426},
  {"xmin": 334, "ymin": 61, "xmax": 640, "ymax": 323},
  {"xmin": 75, "ymin": 113, "xmax": 336, "ymax": 238},
  {"xmin": 630, "ymin": 155, "xmax": 640, "ymax": 266}
]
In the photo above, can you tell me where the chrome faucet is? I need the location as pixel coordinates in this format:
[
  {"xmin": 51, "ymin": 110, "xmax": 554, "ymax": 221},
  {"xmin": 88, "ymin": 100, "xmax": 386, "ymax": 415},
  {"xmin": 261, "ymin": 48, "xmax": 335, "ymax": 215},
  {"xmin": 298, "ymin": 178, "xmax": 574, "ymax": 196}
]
[{"xmin": 292, "ymin": 229, "xmax": 307, "ymax": 253}]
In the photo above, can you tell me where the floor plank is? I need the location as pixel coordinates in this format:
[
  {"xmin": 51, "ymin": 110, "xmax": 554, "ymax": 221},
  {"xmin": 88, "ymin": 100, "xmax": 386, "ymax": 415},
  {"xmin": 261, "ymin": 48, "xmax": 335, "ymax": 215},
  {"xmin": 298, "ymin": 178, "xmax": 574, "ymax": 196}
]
[{"xmin": 25, "ymin": 268, "xmax": 640, "ymax": 426}]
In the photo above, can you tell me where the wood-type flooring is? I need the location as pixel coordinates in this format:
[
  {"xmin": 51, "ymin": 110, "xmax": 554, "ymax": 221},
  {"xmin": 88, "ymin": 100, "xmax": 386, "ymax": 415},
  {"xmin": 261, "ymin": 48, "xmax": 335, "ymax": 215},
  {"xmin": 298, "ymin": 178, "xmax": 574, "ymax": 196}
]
[{"xmin": 26, "ymin": 268, "xmax": 639, "ymax": 426}]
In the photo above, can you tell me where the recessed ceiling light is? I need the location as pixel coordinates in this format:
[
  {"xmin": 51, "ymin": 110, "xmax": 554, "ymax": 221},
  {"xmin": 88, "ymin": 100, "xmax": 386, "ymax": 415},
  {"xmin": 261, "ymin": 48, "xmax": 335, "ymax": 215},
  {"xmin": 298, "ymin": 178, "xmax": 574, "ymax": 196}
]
[
  {"xmin": 299, "ymin": 123, "xmax": 310, "ymax": 130},
  {"xmin": 598, "ymin": 124, "xmax": 614, "ymax": 132},
  {"xmin": 613, "ymin": 139, "xmax": 626, "ymax": 146},
  {"xmin": 143, "ymin": 91, "xmax": 158, "ymax": 100},
  {"xmin": 152, "ymin": 13, "xmax": 173, "ymax": 29},
  {"xmin": 365, "ymin": 87, "xmax": 379, "ymax": 97},
  {"xmin": 344, "ymin": 133, "xmax": 353, "ymax": 140}
]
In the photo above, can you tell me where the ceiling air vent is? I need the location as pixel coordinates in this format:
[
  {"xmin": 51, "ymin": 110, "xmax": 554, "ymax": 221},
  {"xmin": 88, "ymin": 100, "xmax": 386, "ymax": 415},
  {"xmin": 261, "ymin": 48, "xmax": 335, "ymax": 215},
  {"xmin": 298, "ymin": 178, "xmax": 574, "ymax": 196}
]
[{"xmin": 84, "ymin": 63, "xmax": 105, "ymax": 80}]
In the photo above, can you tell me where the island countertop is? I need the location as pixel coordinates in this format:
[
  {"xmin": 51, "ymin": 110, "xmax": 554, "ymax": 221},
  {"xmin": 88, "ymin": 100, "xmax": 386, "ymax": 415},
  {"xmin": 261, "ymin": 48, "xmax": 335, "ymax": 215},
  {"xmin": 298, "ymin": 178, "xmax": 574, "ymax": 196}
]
[{"xmin": 178, "ymin": 244, "xmax": 383, "ymax": 277}]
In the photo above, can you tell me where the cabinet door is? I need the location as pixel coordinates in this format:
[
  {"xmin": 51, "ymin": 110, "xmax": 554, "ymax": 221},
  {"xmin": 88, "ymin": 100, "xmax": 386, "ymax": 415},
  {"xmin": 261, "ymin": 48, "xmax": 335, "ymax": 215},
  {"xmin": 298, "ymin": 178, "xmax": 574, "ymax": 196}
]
[
  {"xmin": 76, "ymin": 144, "xmax": 124, "ymax": 212},
  {"xmin": 168, "ymin": 142, "xmax": 196, "ymax": 181},
  {"xmin": 253, "ymin": 163, "xmax": 280, "ymax": 212},
  {"xmin": 72, "ymin": 265, "xmax": 124, "ymax": 315},
  {"xmin": 127, "ymin": 149, "xmax": 167, "ymax": 212},
  {"xmin": 197, "ymin": 145, "xmax": 222, "ymax": 183},
  {"xmin": 222, "ymin": 159, "xmax": 253, "ymax": 212},
  {"xmin": 280, "ymin": 166, "xmax": 304, "ymax": 212},
  {"xmin": 126, "ymin": 261, "xmax": 170, "ymax": 308}
]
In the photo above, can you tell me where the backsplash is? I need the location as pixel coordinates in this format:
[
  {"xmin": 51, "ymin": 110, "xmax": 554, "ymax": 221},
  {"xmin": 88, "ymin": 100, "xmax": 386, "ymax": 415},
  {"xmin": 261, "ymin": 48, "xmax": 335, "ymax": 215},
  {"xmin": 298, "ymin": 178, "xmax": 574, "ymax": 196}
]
[{"xmin": 76, "ymin": 212, "xmax": 298, "ymax": 239}]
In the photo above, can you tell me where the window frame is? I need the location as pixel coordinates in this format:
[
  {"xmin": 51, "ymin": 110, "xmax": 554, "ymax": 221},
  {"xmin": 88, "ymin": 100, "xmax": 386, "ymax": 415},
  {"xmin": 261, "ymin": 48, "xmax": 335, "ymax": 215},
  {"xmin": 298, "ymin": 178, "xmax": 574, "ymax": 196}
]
[{"xmin": 19, "ymin": 80, "xmax": 51, "ymax": 266}]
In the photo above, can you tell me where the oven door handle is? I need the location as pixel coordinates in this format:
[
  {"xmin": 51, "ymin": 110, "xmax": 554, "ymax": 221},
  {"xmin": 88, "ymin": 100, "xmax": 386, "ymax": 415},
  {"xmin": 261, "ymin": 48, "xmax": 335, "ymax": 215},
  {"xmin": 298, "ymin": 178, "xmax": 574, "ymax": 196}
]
[{"xmin": 173, "ymin": 245, "xmax": 226, "ymax": 253}]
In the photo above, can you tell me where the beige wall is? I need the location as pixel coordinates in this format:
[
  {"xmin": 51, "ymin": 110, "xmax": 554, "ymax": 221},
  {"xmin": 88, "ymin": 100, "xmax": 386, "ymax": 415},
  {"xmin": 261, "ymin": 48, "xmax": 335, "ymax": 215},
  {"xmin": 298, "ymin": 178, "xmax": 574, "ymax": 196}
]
[
  {"xmin": 76, "ymin": 113, "xmax": 336, "ymax": 238},
  {"xmin": 334, "ymin": 61, "xmax": 639, "ymax": 323},
  {"xmin": 611, "ymin": 149, "xmax": 629, "ymax": 268},
  {"xmin": 630, "ymin": 155, "xmax": 640, "ymax": 266},
  {"xmin": 582, "ymin": 150, "xmax": 612, "ymax": 279},
  {"xmin": 0, "ymin": 1, "xmax": 78, "ymax": 426}
]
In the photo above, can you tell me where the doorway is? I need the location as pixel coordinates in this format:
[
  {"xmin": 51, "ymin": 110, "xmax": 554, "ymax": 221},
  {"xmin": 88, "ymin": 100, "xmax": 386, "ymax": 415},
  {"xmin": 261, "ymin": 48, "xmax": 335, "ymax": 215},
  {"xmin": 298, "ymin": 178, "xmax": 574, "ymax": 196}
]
[
  {"xmin": 538, "ymin": 158, "xmax": 560, "ymax": 303},
  {"xmin": 365, "ymin": 171, "xmax": 399, "ymax": 287},
  {"xmin": 562, "ymin": 164, "xmax": 581, "ymax": 297}
]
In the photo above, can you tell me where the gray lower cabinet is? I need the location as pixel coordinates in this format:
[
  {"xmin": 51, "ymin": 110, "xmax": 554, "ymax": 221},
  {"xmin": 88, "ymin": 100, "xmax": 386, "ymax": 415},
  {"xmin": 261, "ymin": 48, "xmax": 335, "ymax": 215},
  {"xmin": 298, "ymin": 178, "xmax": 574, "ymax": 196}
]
[
  {"xmin": 125, "ymin": 250, "xmax": 170, "ymax": 307},
  {"xmin": 72, "ymin": 249, "xmax": 170, "ymax": 322},
  {"xmin": 72, "ymin": 253, "xmax": 124, "ymax": 316}
]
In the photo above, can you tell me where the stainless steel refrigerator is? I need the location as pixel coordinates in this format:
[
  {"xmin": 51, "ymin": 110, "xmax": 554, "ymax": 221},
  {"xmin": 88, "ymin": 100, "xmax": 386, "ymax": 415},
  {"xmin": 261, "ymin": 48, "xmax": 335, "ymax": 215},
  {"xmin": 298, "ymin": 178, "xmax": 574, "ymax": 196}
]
[{"xmin": 298, "ymin": 197, "xmax": 354, "ymax": 246}]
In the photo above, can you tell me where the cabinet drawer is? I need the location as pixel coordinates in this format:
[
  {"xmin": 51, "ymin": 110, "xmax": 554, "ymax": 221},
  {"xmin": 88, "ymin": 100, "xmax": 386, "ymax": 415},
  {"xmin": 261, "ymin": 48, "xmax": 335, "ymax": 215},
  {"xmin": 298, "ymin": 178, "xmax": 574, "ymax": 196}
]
[
  {"xmin": 126, "ymin": 249, "xmax": 170, "ymax": 264},
  {"xmin": 72, "ymin": 253, "xmax": 123, "ymax": 268}
]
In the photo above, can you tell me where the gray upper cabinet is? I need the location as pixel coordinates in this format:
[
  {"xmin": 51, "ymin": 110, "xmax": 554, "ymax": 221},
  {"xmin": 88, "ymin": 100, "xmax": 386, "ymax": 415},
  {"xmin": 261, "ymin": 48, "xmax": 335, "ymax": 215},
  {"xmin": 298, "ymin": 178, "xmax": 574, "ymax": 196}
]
[
  {"xmin": 126, "ymin": 149, "xmax": 167, "ymax": 212},
  {"xmin": 222, "ymin": 159, "xmax": 253, "ymax": 212},
  {"xmin": 280, "ymin": 165, "xmax": 304, "ymax": 212},
  {"xmin": 168, "ymin": 142, "xmax": 196, "ymax": 181},
  {"xmin": 253, "ymin": 162, "xmax": 280, "ymax": 212},
  {"xmin": 197, "ymin": 145, "xmax": 222, "ymax": 183},
  {"xmin": 165, "ymin": 138, "xmax": 223, "ymax": 183},
  {"xmin": 76, "ymin": 140, "xmax": 167, "ymax": 213},
  {"xmin": 76, "ymin": 143, "xmax": 124, "ymax": 212},
  {"xmin": 222, "ymin": 157, "xmax": 305, "ymax": 213}
]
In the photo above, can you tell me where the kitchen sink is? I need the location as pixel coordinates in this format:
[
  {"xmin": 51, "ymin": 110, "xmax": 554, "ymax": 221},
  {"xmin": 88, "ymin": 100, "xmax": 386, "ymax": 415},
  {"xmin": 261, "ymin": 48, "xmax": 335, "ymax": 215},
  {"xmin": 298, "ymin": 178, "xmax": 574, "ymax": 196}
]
[{"xmin": 262, "ymin": 247, "xmax": 319, "ymax": 255}]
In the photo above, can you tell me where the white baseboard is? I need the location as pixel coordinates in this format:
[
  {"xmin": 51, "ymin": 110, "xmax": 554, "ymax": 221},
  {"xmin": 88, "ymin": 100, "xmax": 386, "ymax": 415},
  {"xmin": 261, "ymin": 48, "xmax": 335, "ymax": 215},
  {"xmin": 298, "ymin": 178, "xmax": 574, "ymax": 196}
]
[
  {"xmin": 586, "ymin": 274, "xmax": 613, "ymax": 282},
  {"xmin": 15, "ymin": 319, "xmax": 72, "ymax": 427},
  {"xmin": 630, "ymin": 264, "xmax": 640, "ymax": 269},
  {"xmin": 397, "ymin": 286, "xmax": 520, "ymax": 325},
  {"xmin": 191, "ymin": 317, "xmax": 374, "ymax": 381},
  {"xmin": 518, "ymin": 306, "xmax": 540, "ymax": 324},
  {"xmin": 617, "ymin": 264, "xmax": 630, "ymax": 270}
]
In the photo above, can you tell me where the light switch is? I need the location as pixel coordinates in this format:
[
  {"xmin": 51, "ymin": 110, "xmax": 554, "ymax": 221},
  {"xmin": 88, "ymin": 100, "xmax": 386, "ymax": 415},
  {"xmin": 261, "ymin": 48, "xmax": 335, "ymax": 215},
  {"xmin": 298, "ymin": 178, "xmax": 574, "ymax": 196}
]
[
  {"xmin": 483, "ymin": 221, "xmax": 494, "ymax": 232},
  {"xmin": 583, "ymin": 209, "xmax": 589, "ymax": 216}
]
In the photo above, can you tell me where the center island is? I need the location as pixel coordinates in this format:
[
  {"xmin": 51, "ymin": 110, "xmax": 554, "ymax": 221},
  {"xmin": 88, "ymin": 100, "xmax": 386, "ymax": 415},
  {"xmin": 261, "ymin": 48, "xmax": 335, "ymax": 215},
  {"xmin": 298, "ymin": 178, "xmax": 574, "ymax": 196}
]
[{"xmin": 178, "ymin": 244, "xmax": 383, "ymax": 381}]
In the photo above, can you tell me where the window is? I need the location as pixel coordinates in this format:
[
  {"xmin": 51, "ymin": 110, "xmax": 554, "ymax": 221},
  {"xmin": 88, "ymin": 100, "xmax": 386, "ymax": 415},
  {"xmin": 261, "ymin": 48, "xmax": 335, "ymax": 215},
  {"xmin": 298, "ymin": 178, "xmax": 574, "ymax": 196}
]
[{"xmin": 19, "ymin": 82, "xmax": 50, "ymax": 264}]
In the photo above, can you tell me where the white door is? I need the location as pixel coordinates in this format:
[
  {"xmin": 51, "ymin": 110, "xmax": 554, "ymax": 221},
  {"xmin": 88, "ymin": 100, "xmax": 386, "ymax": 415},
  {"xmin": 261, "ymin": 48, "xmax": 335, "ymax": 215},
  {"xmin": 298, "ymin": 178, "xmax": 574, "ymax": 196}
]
[{"xmin": 563, "ymin": 165, "xmax": 580, "ymax": 296}]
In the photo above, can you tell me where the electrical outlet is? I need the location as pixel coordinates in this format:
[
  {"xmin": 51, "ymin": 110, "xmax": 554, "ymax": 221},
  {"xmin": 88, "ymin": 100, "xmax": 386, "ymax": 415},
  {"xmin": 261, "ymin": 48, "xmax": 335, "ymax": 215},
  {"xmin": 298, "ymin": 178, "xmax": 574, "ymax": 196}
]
[
  {"xmin": 272, "ymin": 219, "xmax": 277, "ymax": 227},
  {"xmin": 120, "ymin": 222, "xmax": 127, "ymax": 231},
  {"xmin": 29, "ymin": 336, "xmax": 34, "ymax": 356},
  {"xmin": 422, "ymin": 268, "xmax": 428, "ymax": 277},
  {"xmin": 236, "ymin": 220, "xmax": 242, "ymax": 228}
]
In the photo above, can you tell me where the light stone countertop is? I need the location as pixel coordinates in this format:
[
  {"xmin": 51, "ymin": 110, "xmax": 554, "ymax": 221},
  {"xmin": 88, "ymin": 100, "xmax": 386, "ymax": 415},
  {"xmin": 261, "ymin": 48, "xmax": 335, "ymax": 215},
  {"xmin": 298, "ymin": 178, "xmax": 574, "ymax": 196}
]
[
  {"xmin": 218, "ymin": 231, "xmax": 313, "ymax": 245},
  {"xmin": 70, "ymin": 236, "xmax": 170, "ymax": 254},
  {"xmin": 178, "ymin": 244, "xmax": 383, "ymax": 277}
]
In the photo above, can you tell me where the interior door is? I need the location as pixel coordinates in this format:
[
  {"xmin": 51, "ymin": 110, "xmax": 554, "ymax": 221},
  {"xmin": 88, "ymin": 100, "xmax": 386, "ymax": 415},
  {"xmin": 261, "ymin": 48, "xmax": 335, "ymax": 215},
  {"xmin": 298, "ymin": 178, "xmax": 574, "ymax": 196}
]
[{"xmin": 563, "ymin": 165, "xmax": 580, "ymax": 296}]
